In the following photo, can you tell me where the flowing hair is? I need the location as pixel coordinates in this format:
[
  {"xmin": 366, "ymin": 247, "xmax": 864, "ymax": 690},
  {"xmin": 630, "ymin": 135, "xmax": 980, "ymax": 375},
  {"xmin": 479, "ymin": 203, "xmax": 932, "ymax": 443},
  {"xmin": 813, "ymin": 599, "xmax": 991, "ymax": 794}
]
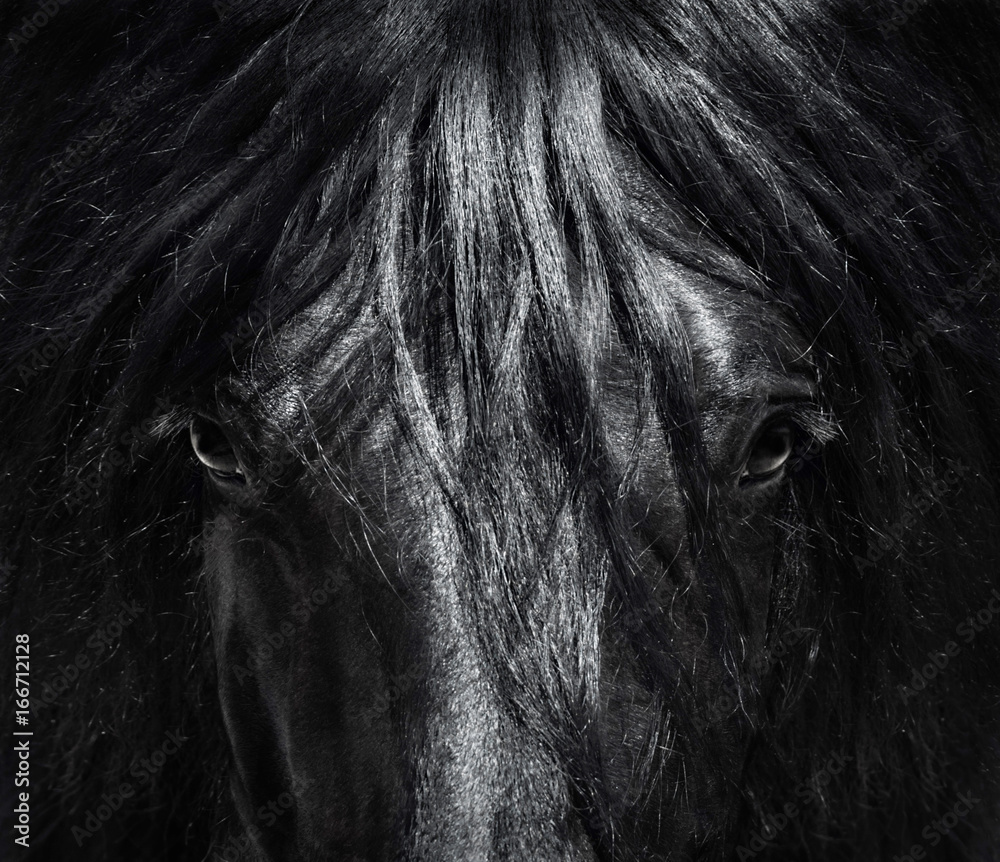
[{"xmin": 2, "ymin": 0, "xmax": 1000, "ymax": 858}]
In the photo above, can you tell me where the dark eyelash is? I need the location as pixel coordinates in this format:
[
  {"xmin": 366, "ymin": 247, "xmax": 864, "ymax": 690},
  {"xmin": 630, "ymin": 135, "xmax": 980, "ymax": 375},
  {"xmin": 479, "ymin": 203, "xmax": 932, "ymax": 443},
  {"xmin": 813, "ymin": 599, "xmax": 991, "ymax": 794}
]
[
  {"xmin": 773, "ymin": 403, "xmax": 840, "ymax": 448},
  {"xmin": 737, "ymin": 405, "xmax": 837, "ymax": 487}
]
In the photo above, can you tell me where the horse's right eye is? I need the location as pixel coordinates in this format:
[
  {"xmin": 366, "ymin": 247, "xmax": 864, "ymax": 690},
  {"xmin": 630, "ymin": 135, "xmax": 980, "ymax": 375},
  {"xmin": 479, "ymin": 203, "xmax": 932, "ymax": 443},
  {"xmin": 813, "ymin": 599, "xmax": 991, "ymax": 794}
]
[
  {"xmin": 189, "ymin": 416, "xmax": 246, "ymax": 483},
  {"xmin": 740, "ymin": 421, "xmax": 798, "ymax": 484}
]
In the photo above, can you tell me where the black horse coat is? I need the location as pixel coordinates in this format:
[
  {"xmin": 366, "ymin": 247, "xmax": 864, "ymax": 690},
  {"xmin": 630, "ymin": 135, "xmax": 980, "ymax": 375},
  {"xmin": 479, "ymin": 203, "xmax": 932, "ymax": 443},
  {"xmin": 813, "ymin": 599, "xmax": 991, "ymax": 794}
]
[{"xmin": 2, "ymin": 1, "xmax": 1000, "ymax": 859}]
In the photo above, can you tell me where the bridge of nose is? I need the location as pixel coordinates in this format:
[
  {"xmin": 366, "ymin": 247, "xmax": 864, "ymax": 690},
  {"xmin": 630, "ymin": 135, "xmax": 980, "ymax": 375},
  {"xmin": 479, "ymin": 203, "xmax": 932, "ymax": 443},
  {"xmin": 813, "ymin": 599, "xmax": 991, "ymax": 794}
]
[{"xmin": 396, "ymin": 558, "xmax": 601, "ymax": 861}]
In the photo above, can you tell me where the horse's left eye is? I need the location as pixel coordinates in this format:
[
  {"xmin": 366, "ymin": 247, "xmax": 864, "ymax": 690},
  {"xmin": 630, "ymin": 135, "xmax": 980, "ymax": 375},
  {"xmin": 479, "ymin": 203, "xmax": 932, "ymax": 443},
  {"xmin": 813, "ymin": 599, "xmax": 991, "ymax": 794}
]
[
  {"xmin": 741, "ymin": 421, "xmax": 796, "ymax": 483},
  {"xmin": 190, "ymin": 416, "xmax": 246, "ymax": 484}
]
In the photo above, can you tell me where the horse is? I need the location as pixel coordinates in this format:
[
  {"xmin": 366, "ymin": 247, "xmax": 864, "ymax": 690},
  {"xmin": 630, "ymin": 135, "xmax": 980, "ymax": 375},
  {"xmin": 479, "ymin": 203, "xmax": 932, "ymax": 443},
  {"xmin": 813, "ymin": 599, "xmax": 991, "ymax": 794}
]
[{"xmin": 2, "ymin": 0, "xmax": 1000, "ymax": 859}]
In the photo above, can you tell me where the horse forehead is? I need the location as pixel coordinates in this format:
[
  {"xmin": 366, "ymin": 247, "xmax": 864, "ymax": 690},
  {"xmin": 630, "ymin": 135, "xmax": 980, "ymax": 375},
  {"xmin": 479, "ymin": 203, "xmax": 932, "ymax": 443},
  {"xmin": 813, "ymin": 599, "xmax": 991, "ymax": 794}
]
[
  {"xmin": 668, "ymin": 276, "xmax": 813, "ymax": 406},
  {"xmin": 596, "ymin": 256, "xmax": 813, "ymax": 407},
  {"xmin": 254, "ymin": 256, "xmax": 810, "ymax": 424}
]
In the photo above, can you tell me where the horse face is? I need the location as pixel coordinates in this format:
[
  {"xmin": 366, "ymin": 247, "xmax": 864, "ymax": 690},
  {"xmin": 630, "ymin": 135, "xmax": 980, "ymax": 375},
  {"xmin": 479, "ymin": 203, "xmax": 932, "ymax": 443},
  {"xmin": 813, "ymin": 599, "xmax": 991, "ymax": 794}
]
[{"xmin": 191, "ymin": 255, "xmax": 827, "ymax": 861}]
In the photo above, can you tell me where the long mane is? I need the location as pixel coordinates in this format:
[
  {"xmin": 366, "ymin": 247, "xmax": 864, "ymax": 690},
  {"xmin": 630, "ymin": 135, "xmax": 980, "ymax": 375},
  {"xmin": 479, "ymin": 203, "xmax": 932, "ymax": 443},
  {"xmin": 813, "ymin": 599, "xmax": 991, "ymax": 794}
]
[{"xmin": 2, "ymin": 0, "xmax": 1000, "ymax": 858}]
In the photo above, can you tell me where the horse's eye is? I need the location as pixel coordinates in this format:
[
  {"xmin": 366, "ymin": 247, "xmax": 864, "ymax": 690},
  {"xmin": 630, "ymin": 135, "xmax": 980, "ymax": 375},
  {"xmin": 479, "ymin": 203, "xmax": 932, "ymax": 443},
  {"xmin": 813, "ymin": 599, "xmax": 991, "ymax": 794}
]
[
  {"xmin": 741, "ymin": 421, "xmax": 796, "ymax": 483},
  {"xmin": 189, "ymin": 416, "xmax": 246, "ymax": 483}
]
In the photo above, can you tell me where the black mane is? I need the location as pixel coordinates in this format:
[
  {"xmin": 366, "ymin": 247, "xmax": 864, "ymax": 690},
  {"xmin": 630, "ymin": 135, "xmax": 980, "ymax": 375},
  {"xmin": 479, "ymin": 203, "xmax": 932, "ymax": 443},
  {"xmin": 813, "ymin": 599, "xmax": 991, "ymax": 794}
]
[{"xmin": 2, "ymin": 1, "xmax": 1000, "ymax": 858}]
